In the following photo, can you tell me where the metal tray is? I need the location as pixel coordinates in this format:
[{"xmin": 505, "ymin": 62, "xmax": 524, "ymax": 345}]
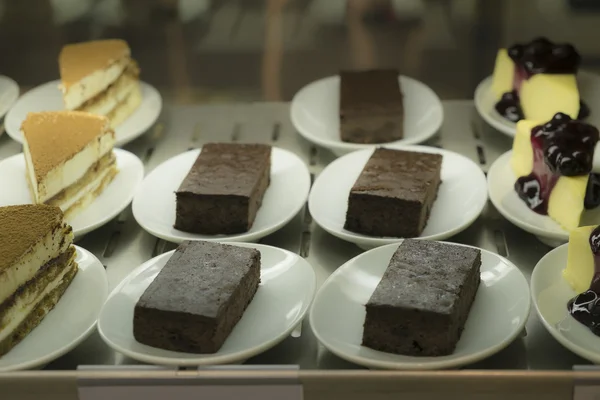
[{"xmin": 0, "ymin": 100, "xmax": 597, "ymax": 400}]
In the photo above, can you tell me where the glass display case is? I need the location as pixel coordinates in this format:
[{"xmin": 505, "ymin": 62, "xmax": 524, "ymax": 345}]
[{"xmin": 2, "ymin": 1, "xmax": 600, "ymax": 399}]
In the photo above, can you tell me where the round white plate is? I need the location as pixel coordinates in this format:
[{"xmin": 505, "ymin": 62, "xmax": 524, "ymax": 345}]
[
  {"xmin": 290, "ymin": 75, "xmax": 443, "ymax": 156},
  {"xmin": 532, "ymin": 244, "xmax": 600, "ymax": 363},
  {"xmin": 0, "ymin": 75, "xmax": 19, "ymax": 122},
  {"xmin": 133, "ymin": 147, "xmax": 311, "ymax": 244},
  {"xmin": 0, "ymin": 149, "xmax": 144, "ymax": 238},
  {"xmin": 5, "ymin": 80, "xmax": 162, "ymax": 147},
  {"xmin": 308, "ymin": 145, "xmax": 488, "ymax": 249},
  {"xmin": 474, "ymin": 71, "xmax": 600, "ymax": 137},
  {"xmin": 487, "ymin": 151, "xmax": 600, "ymax": 246},
  {"xmin": 0, "ymin": 246, "xmax": 108, "ymax": 372},
  {"xmin": 310, "ymin": 241, "xmax": 531, "ymax": 370},
  {"xmin": 98, "ymin": 242, "xmax": 316, "ymax": 366}
]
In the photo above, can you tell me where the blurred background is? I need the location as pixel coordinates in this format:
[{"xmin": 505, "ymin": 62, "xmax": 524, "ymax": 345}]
[{"xmin": 1, "ymin": 0, "xmax": 599, "ymax": 104}]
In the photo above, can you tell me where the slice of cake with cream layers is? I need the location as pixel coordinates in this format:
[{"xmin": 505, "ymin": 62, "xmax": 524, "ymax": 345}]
[
  {"xmin": 511, "ymin": 113, "xmax": 600, "ymax": 231},
  {"xmin": 22, "ymin": 111, "xmax": 118, "ymax": 218},
  {"xmin": 492, "ymin": 37, "xmax": 586, "ymax": 123},
  {"xmin": 59, "ymin": 39, "xmax": 142, "ymax": 128},
  {"xmin": 0, "ymin": 205, "xmax": 77, "ymax": 356}
]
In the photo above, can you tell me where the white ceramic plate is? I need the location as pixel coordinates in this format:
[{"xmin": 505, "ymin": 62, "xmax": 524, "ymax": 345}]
[
  {"xmin": 0, "ymin": 246, "xmax": 108, "ymax": 372},
  {"xmin": 531, "ymin": 244, "xmax": 600, "ymax": 363},
  {"xmin": 5, "ymin": 80, "xmax": 162, "ymax": 147},
  {"xmin": 474, "ymin": 71, "xmax": 600, "ymax": 137},
  {"xmin": 310, "ymin": 241, "xmax": 531, "ymax": 370},
  {"xmin": 308, "ymin": 145, "xmax": 488, "ymax": 249},
  {"xmin": 133, "ymin": 147, "xmax": 311, "ymax": 244},
  {"xmin": 0, "ymin": 75, "xmax": 19, "ymax": 122},
  {"xmin": 290, "ymin": 75, "xmax": 443, "ymax": 156},
  {"xmin": 487, "ymin": 151, "xmax": 600, "ymax": 247},
  {"xmin": 98, "ymin": 242, "xmax": 316, "ymax": 366},
  {"xmin": 0, "ymin": 149, "xmax": 144, "ymax": 238}
]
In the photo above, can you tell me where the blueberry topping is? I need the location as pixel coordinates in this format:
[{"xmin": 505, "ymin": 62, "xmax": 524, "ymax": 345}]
[{"xmin": 507, "ymin": 37, "xmax": 581, "ymax": 75}]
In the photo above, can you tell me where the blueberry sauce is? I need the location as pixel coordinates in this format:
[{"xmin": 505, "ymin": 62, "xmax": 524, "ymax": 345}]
[
  {"xmin": 494, "ymin": 37, "xmax": 588, "ymax": 122},
  {"xmin": 514, "ymin": 113, "xmax": 599, "ymax": 214},
  {"xmin": 495, "ymin": 91, "xmax": 523, "ymax": 123},
  {"xmin": 585, "ymin": 174, "xmax": 600, "ymax": 209},
  {"xmin": 567, "ymin": 226, "xmax": 600, "ymax": 335}
]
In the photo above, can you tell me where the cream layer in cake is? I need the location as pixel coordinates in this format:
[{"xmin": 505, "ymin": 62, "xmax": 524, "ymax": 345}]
[
  {"xmin": 46, "ymin": 153, "xmax": 118, "ymax": 217},
  {"xmin": 0, "ymin": 221, "xmax": 72, "ymax": 306},
  {"xmin": 105, "ymin": 82, "xmax": 142, "ymax": 128},
  {"xmin": 59, "ymin": 40, "xmax": 131, "ymax": 110},
  {"xmin": 0, "ymin": 250, "xmax": 76, "ymax": 345}
]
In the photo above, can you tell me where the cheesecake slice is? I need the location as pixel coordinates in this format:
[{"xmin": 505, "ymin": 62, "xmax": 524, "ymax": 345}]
[
  {"xmin": 492, "ymin": 37, "xmax": 582, "ymax": 122},
  {"xmin": 564, "ymin": 225, "xmax": 600, "ymax": 335},
  {"xmin": 511, "ymin": 113, "xmax": 599, "ymax": 230},
  {"xmin": 59, "ymin": 39, "xmax": 142, "ymax": 128},
  {"xmin": 22, "ymin": 111, "xmax": 118, "ymax": 219},
  {"xmin": 0, "ymin": 205, "xmax": 77, "ymax": 356}
]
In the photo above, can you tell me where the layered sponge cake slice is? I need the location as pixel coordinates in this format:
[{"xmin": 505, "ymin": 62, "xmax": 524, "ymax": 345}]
[
  {"xmin": 59, "ymin": 39, "xmax": 142, "ymax": 128},
  {"xmin": 22, "ymin": 111, "xmax": 118, "ymax": 219},
  {"xmin": 0, "ymin": 205, "xmax": 77, "ymax": 356}
]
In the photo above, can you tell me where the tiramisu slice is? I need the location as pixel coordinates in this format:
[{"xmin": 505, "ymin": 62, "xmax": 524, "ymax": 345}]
[
  {"xmin": 59, "ymin": 39, "xmax": 142, "ymax": 128},
  {"xmin": 22, "ymin": 111, "xmax": 118, "ymax": 218},
  {"xmin": 0, "ymin": 205, "xmax": 77, "ymax": 356}
]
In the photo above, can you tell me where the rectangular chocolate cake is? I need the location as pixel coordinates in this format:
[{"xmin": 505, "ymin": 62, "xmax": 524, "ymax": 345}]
[
  {"xmin": 362, "ymin": 240, "xmax": 481, "ymax": 356},
  {"xmin": 344, "ymin": 148, "xmax": 442, "ymax": 237},
  {"xmin": 174, "ymin": 143, "xmax": 271, "ymax": 234},
  {"xmin": 133, "ymin": 241, "xmax": 261, "ymax": 353},
  {"xmin": 340, "ymin": 69, "xmax": 404, "ymax": 144}
]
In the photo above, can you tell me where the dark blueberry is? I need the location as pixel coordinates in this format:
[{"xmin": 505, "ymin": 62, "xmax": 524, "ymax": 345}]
[
  {"xmin": 578, "ymin": 101, "xmax": 591, "ymax": 120},
  {"xmin": 515, "ymin": 176, "xmax": 544, "ymax": 211},
  {"xmin": 585, "ymin": 174, "xmax": 600, "ymax": 209},
  {"xmin": 590, "ymin": 227, "xmax": 600, "ymax": 254}
]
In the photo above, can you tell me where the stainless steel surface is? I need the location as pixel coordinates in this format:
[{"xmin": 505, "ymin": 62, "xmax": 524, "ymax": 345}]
[{"xmin": 0, "ymin": 100, "xmax": 588, "ymax": 371}]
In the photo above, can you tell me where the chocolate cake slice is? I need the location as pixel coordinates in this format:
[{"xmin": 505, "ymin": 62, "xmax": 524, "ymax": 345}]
[
  {"xmin": 344, "ymin": 148, "xmax": 442, "ymax": 237},
  {"xmin": 362, "ymin": 240, "xmax": 481, "ymax": 356},
  {"xmin": 175, "ymin": 143, "xmax": 271, "ymax": 234},
  {"xmin": 340, "ymin": 69, "xmax": 404, "ymax": 144},
  {"xmin": 133, "ymin": 241, "xmax": 261, "ymax": 353}
]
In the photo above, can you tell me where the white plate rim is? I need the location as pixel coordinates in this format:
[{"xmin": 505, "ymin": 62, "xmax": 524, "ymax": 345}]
[
  {"xmin": 0, "ymin": 148, "xmax": 144, "ymax": 237},
  {"xmin": 530, "ymin": 243, "xmax": 600, "ymax": 364},
  {"xmin": 4, "ymin": 80, "xmax": 162, "ymax": 147},
  {"xmin": 487, "ymin": 151, "xmax": 569, "ymax": 241},
  {"xmin": 0, "ymin": 245, "xmax": 108, "ymax": 372},
  {"xmin": 132, "ymin": 147, "xmax": 311, "ymax": 244},
  {"xmin": 290, "ymin": 75, "xmax": 444, "ymax": 153},
  {"xmin": 97, "ymin": 242, "xmax": 317, "ymax": 365},
  {"xmin": 309, "ymin": 240, "xmax": 531, "ymax": 370},
  {"xmin": 308, "ymin": 144, "xmax": 488, "ymax": 247}
]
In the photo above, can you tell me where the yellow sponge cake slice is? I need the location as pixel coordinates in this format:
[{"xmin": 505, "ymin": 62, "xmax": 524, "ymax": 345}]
[
  {"xmin": 491, "ymin": 37, "xmax": 582, "ymax": 122},
  {"xmin": 511, "ymin": 114, "xmax": 598, "ymax": 231},
  {"xmin": 564, "ymin": 225, "xmax": 598, "ymax": 294}
]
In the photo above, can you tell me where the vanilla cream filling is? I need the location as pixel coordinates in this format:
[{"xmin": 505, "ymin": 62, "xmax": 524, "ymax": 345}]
[
  {"xmin": 54, "ymin": 162, "xmax": 116, "ymax": 212},
  {"xmin": 79, "ymin": 78, "xmax": 137, "ymax": 116},
  {"xmin": 0, "ymin": 259, "xmax": 75, "ymax": 343},
  {"xmin": 24, "ymin": 132, "xmax": 114, "ymax": 203},
  {"xmin": 61, "ymin": 56, "xmax": 130, "ymax": 110},
  {"xmin": 0, "ymin": 225, "xmax": 72, "ymax": 305}
]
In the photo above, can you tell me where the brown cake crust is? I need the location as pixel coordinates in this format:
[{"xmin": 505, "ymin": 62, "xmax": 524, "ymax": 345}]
[
  {"xmin": 362, "ymin": 240, "xmax": 481, "ymax": 356},
  {"xmin": 340, "ymin": 69, "xmax": 404, "ymax": 144},
  {"xmin": 344, "ymin": 148, "xmax": 442, "ymax": 237},
  {"xmin": 174, "ymin": 143, "xmax": 271, "ymax": 234}
]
